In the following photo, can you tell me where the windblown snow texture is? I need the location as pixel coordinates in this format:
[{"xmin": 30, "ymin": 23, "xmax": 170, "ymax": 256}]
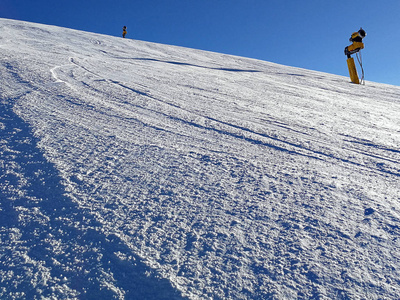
[{"xmin": 1, "ymin": 18, "xmax": 400, "ymax": 299}]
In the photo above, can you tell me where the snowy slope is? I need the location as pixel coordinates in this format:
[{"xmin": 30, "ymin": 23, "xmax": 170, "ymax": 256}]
[{"xmin": 1, "ymin": 18, "xmax": 400, "ymax": 299}]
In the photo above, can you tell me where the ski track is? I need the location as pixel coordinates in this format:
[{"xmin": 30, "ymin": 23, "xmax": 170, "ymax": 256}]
[{"xmin": 1, "ymin": 18, "xmax": 400, "ymax": 299}]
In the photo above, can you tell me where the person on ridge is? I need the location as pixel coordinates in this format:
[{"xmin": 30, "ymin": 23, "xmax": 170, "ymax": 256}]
[{"xmin": 122, "ymin": 26, "xmax": 127, "ymax": 38}]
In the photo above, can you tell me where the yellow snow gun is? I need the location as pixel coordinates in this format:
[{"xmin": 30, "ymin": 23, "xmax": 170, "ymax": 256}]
[{"xmin": 344, "ymin": 28, "xmax": 366, "ymax": 84}]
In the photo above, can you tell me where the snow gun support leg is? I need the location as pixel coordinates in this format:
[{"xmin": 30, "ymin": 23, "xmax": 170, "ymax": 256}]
[
  {"xmin": 344, "ymin": 28, "xmax": 366, "ymax": 84},
  {"xmin": 346, "ymin": 57, "xmax": 360, "ymax": 84}
]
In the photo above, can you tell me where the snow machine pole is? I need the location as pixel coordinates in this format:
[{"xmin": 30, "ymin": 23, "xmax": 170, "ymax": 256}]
[
  {"xmin": 344, "ymin": 28, "xmax": 366, "ymax": 84},
  {"xmin": 347, "ymin": 57, "xmax": 360, "ymax": 84}
]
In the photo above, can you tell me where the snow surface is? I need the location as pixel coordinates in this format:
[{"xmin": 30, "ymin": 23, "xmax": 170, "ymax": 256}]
[{"xmin": 1, "ymin": 18, "xmax": 400, "ymax": 299}]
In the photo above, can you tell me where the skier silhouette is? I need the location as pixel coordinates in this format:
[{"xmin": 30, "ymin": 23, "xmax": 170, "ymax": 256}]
[{"xmin": 122, "ymin": 26, "xmax": 127, "ymax": 38}]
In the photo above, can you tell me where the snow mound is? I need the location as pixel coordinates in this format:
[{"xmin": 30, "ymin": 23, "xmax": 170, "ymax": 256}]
[{"xmin": 1, "ymin": 18, "xmax": 400, "ymax": 299}]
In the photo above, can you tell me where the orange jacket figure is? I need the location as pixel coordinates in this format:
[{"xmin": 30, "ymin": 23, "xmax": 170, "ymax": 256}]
[{"xmin": 122, "ymin": 26, "xmax": 127, "ymax": 38}]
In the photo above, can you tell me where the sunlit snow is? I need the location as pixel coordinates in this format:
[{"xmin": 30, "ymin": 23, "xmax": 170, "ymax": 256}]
[{"xmin": 1, "ymin": 18, "xmax": 400, "ymax": 299}]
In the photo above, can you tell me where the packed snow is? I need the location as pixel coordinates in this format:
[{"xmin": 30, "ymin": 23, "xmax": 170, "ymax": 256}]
[{"xmin": 1, "ymin": 18, "xmax": 400, "ymax": 299}]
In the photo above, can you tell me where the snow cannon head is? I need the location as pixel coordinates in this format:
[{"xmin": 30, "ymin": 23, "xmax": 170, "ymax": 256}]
[
  {"xmin": 345, "ymin": 28, "xmax": 366, "ymax": 58},
  {"xmin": 349, "ymin": 28, "xmax": 366, "ymax": 43}
]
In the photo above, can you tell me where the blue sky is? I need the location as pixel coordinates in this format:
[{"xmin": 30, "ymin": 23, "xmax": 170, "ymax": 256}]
[{"xmin": 1, "ymin": 0, "xmax": 399, "ymax": 86}]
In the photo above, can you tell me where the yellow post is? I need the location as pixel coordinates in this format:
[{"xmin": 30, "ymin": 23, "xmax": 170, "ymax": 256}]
[{"xmin": 347, "ymin": 57, "xmax": 360, "ymax": 84}]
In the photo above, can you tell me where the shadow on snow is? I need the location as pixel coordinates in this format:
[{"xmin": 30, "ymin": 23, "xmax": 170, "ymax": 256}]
[{"xmin": 0, "ymin": 101, "xmax": 186, "ymax": 299}]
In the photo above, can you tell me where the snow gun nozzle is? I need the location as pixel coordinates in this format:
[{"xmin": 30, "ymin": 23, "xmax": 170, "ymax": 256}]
[{"xmin": 344, "ymin": 28, "xmax": 366, "ymax": 58}]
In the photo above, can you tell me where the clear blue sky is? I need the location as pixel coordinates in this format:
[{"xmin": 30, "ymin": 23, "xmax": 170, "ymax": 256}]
[{"xmin": 1, "ymin": 0, "xmax": 399, "ymax": 86}]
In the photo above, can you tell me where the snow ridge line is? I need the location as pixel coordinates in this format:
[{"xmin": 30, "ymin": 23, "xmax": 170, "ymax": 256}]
[
  {"xmin": 0, "ymin": 61, "xmax": 38, "ymax": 103},
  {"xmin": 128, "ymin": 57, "xmax": 263, "ymax": 73}
]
